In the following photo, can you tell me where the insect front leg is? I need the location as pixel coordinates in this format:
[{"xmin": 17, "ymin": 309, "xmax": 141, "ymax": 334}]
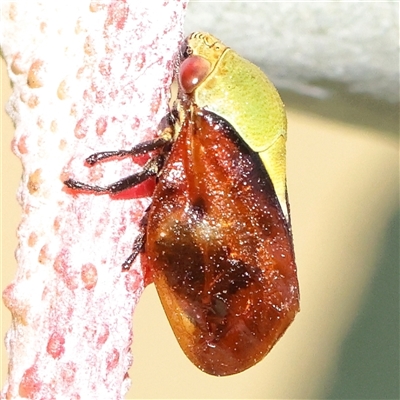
[
  {"xmin": 84, "ymin": 112, "xmax": 177, "ymax": 165},
  {"xmin": 64, "ymin": 154, "xmax": 165, "ymax": 194},
  {"xmin": 85, "ymin": 134, "xmax": 172, "ymax": 165}
]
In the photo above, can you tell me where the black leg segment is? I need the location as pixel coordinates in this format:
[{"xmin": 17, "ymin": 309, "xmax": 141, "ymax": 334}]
[
  {"xmin": 64, "ymin": 154, "xmax": 165, "ymax": 194},
  {"xmin": 122, "ymin": 230, "xmax": 146, "ymax": 270},
  {"xmin": 86, "ymin": 135, "xmax": 172, "ymax": 165}
]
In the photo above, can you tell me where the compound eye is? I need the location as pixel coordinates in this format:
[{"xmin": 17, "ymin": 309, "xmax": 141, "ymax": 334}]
[
  {"xmin": 179, "ymin": 55, "xmax": 211, "ymax": 94},
  {"xmin": 180, "ymin": 41, "xmax": 193, "ymax": 61}
]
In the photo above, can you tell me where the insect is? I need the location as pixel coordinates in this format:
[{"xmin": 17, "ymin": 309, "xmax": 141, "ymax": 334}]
[{"xmin": 65, "ymin": 32, "xmax": 299, "ymax": 376}]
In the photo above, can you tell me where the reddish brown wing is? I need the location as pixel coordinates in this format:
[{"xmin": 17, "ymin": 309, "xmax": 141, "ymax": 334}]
[{"xmin": 145, "ymin": 106, "xmax": 299, "ymax": 376}]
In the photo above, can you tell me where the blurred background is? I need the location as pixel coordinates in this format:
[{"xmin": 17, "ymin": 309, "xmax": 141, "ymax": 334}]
[{"xmin": 2, "ymin": 2, "xmax": 398, "ymax": 399}]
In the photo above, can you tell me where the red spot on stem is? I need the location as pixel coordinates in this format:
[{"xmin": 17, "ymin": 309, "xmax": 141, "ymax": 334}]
[
  {"xmin": 19, "ymin": 364, "xmax": 42, "ymax": 398},
  {"xmin": 81, "ymin": 263, "xmax": 98, "ymax": 290},
  {"xmin": 106, "ymin": 348, "xmax": 120, "ymax": 370},
  {"xmin": 47, "ymin": 332, "xmax": 66, "ymax": 359},
  {"xmin": 106, "ymin": 0, "xmax": 129, "ymax": 30}
]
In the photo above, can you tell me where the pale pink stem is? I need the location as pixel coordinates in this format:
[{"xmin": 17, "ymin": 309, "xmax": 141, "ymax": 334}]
[{"xmin": 1, "ymin": 1, "xmax": 187, "ymax": 398}]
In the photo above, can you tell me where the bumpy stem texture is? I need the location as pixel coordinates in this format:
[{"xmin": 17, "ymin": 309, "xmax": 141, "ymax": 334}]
[{"xmin": 1, "ymin": 1, "xmax": 187, "ymax": 398}]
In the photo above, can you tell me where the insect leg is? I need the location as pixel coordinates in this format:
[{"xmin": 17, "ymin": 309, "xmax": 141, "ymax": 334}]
[
  {"xmin": 64, "ymin": 154, "xmax": 164, "ymax": 194},
  {"xmin": 86, "ymin": 134, "xmax": 171, "ymax": 165},
  {"xmin": 121, "ymin": 202, "xmax": 150, "ymax": 270},
  {"xmin": 121, "ymin": 231, "xmax": 146, "ymax": 270}
]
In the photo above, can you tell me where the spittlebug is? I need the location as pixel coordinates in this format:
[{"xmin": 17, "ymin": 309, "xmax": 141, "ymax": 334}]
[{"xmin": 65, "ymin": 32, "xmax": 299, "ymax": 376}]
